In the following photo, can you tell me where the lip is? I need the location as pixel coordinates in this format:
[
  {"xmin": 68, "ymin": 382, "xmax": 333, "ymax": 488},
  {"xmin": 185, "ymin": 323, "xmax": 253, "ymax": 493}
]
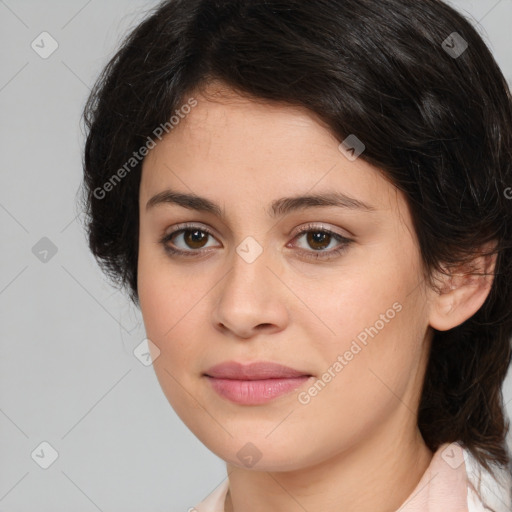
[
  {"xmin": 203, "ymin": 361, "xmax": 313, "ymax": 405},
  {"xmin": 204, "ymin": 360, "xmax": 311, "ymax": 380}
]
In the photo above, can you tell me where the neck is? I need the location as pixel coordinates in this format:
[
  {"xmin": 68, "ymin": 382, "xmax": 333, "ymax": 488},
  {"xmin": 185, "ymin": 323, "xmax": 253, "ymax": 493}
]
[{"xmin": 224, "ymin": 419, "xmax": 433, "ymax": 512}]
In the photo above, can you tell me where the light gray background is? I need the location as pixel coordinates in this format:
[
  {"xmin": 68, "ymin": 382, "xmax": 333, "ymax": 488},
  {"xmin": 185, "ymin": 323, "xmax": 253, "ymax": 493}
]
[{"xmin": 1, "ymin": 1, "xmax": 511, "ymax": 511}]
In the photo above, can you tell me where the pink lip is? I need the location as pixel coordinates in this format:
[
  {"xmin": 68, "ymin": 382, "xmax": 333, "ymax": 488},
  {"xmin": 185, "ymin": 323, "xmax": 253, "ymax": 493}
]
[
  {"xmin": 203, "ymin": 361, "xmax": 313, "ymax": 405},
  {"xmin": 204, "ymin": 361, "xmax": 311, "ymax": 379}
]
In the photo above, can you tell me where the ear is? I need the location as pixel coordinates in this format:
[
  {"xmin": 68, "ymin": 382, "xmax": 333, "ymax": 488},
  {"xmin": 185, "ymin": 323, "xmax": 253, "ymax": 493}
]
[{"xmin": 428, "ymin": 242, "xmax": 498, "ymax": 331}]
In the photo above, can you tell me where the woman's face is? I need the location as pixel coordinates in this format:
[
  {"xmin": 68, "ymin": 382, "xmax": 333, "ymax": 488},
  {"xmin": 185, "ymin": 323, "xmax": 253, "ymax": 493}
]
[{"xmin": 137, "ymin": 84, "xmax": 435, "ymax": 471}]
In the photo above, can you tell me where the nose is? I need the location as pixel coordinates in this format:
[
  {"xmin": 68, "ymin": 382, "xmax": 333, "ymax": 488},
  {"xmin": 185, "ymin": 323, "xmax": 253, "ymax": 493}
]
[{"xmin": 211, "ymin": 245, "xmax": 289, "ymax": 339}]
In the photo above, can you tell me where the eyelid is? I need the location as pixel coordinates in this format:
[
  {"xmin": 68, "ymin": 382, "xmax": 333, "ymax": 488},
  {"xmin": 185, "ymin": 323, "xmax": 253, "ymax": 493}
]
[
  {"xmin": 286, "ymin": 223, "xmax": 353, "ymax": 260},
  {"xmin": 159, "ymin": 221, "xmax": 354, "ymax": 259},
  {"xmin": 289, "ymin": 222, "xmax": 351, "ymax": 240},
  {"xmin": 161, "ymin": 222, "xmax": 220, "ymax": 242},
  {"xmin": 162, "ymin": 221, "xmax": 350, "ymax": 244}
]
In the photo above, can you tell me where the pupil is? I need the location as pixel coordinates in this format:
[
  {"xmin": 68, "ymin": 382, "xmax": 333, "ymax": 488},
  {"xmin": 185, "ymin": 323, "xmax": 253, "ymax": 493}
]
[
  {"xmin": 308, "ymin": 232, "xmax": 330, "ymax": 250},
  {"xmin": 186, "ymin": 230, "xmax": 207, "ymax": 248}
]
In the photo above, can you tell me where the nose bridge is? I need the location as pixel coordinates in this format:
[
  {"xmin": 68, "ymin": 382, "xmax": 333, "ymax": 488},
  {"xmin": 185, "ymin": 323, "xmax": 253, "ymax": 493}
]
[
  {"xmin": 226, "ymin": 234, "xmax": 272, "ymax": 295},
  {"xmin": 212, "ymin": 234, "xmax": 287, "ymax": 336}
]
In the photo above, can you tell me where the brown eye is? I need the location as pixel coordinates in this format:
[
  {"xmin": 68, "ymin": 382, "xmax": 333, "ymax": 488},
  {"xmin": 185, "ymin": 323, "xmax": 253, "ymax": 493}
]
[
  {"xmin": 160, "ymin": 225, "xmax": 220, "ymax": 256},
  {"xmin": 305, "ymin": 231, "xmax": 332, "ymax": 251},
  {"xmin": 290, "ymin": 224, "xmax": 354, "ymax": 261},
  {"xmin": 159, "ymin": 223, "xmax": 353, "ymax": 261},
  {"xmin": 181, "ymin": 229, "xmax": 209, "ymax": 249}
]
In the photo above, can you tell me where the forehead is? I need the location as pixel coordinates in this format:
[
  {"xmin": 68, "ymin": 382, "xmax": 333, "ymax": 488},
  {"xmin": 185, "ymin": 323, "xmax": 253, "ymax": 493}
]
[
  {"xmin": 188, "ymin": 89, "xmax": 333, "ymax": 151},
  {"xmin": 139, "ymin": 85, "xmax": 402, "ymax": 220}
]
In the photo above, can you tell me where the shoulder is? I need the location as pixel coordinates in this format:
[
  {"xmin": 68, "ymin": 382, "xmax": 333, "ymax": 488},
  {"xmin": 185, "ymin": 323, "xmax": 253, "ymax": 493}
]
[
  {"xmin": 189, "ymin": 478, "xmax": 229, "ymax": 512},
  {"xmin": 462, "ymin": 445, "xmax": 512, "ymax": 512}
]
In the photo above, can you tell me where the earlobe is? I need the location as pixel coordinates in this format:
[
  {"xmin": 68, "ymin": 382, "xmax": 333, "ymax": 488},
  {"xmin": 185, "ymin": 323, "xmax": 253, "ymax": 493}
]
[{"xmin": 428, "ymin": 245, "xmax": 497, "ymax": 332}]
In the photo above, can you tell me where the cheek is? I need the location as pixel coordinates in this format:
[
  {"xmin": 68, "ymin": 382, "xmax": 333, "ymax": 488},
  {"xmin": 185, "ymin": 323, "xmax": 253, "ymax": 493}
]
[
  {"xmin": 137, "ymin": 227, "xmax": 182, "ymax": 327},
  {"xmin": 137, "ymin": 254, "xmax": 201, "ymax": 413},
  {"xmin": 137, "ymin": 241, "xmax": 180, "ymax": 349},
  {"xmin": 137, "ymin": 242, "xmax": 208, "ymax": 377},
  {"xmin": 302, "ymin": 260, "xmax": 424, "ymax": 400},
  {"xmin": 301, "ymin": 263, "xmax": 403, "ymax": 349}
]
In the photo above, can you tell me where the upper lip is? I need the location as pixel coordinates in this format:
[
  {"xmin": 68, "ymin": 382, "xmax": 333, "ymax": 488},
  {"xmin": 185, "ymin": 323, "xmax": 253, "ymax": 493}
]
[{"xmin": 204, "ymin": 361, "xmax": 312, "ymax": 380}]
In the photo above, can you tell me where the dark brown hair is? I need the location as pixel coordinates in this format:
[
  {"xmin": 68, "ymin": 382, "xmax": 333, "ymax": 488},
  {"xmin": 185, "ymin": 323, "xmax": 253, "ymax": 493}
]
[{"xmin": 80, "ymin": 0, "xmax": 512, "ymax": 483}]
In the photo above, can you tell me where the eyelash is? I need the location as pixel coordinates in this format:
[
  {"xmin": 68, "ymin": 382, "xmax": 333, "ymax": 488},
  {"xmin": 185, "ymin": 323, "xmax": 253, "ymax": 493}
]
[{"xmin": 158, "ymin": 222, "xmax": 354, "ymax": 261}]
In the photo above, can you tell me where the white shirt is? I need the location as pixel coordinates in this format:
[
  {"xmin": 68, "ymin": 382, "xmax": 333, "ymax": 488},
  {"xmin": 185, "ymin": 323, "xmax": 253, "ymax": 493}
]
[{"xmin": 190, "ymin": 442, "xmax": 512, "ymax": 512}]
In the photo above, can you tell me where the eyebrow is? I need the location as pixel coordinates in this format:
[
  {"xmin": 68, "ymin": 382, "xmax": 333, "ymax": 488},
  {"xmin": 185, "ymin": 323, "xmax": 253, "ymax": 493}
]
[{"xmin": 145, "ymin": 188, "xmax": 377, "ymax": 217}]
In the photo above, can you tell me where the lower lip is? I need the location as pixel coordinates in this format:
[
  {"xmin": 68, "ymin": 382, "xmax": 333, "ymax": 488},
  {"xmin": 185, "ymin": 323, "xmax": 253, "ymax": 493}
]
[{"xmin": 205, "ymin": 376, "xmax": 312, "ymax": 405}]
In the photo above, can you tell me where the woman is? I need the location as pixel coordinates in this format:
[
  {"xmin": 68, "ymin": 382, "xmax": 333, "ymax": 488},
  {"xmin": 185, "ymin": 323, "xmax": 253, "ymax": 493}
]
[{"xmin": 80, "ymin": 0, "xmax": 512, "ymax": 510}]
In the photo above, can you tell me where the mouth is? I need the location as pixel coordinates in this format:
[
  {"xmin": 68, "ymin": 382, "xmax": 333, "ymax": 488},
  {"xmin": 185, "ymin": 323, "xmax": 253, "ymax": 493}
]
[
  {"xmin": 204, "ymin": 360, "xmax": 312, "ymax": 380},
  {"xmin": 203, "ymin": 360, "xmax": 313, "ymax": 405}
]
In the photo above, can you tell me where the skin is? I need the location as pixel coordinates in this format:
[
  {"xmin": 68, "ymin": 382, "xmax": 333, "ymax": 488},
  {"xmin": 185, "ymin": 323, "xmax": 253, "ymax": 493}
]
[{"xmin": 137, "ymin": 81, "xmax": 496, "ymax": 512}]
